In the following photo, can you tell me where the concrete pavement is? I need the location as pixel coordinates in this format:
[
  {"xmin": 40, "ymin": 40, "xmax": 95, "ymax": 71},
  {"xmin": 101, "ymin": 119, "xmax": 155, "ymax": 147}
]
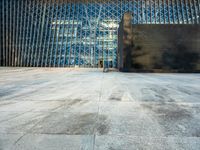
[{"xmin": 0, "ymin": 68, "xmax": 200, "ymax": 150}]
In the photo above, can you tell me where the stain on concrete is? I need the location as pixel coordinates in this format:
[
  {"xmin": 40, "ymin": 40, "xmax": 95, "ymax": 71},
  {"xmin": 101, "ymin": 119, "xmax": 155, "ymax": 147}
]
[
  {"xmin": 192, "ymin": 130, "xmax": 200, "ymax": 137},
  {"xmin": 0, "ymin": 101, "xmax": 15, "ymax": 107},
  {"xmin": 0, "ymin": 89, "xmax": 18, "ymax": 98},
  {"xmin": 96, "ymin": 115, "xmax": 110, "ymax": 135},
  {"xmin": 109, "ymin": 90, "xmax": 124, "ymax": 101},
  {"xmin": 141, "ymin": 86, "xmax": 175, "ymax": 102},
  {"xmin": 177, "ymin": 86, "xmax": 200, "ymax": 96},
  {"xmin": 178, "ymin": 87, "xmax": 192, "ymax": 95},
  {"xmin": 109, "ymin": 147, "xmax": 117, "ymax": 150},
  {"xmin": 66, "ymin": 99, "xmax": 83, "ymax": 106},
  {"xmin": 141, "ymin": 103, "xmax": 200, "ymax": 137},
  {"xmin": 65, "ymin": 99, "xmax": 89, "ymax": 108},
  {"xmin": 109, "ymin": 96, "xmax": 121, "ymax": 101},
  {"xmin": 64, "ymin": 113, "xmax": 97, "ymax": 134},
  {"xmin": 142, "ymin": 103, "xmax": 192, "ymax": 121},
  {"xmin": 31, "ymin": 113, "xmax": 98, "ymax": 135}
]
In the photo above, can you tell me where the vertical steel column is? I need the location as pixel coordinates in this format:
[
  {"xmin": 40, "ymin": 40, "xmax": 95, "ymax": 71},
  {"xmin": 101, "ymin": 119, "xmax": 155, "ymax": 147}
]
[
  {"xmin": 83, "ymin": 2, "xmax": 87, "ymax": 67},
  {"xmin": 27, "ymin": 0, "xmax": 35, "ymax": 66},
  {"xmin": 93, "ymin": 0, "xmax": 99, "ymax": 67},
  {"xmin": 184, "ymin": 0, "xmax": 189, "ymax": 23},
  {"xmin": 189, "ymin": 0, "xmax": 194, "ymax": 23},
  {"xmin": 92, "ymin": 0, "xmax": 97, "ymax": 66},
  {"xmin": 141, "ymin": 0, "xmax": 144, "ymax": 23},
  {"xmin": 171, "ymin": 0, "xmax": 175, "ymax": 23},
  {"xmin": 58, "ymin": 0, "xmax": 67, "ymax": 67},
  {"xmin": 11, "ymin": 0, "xmax": 16, "ymax": 66},
  {"xmin": 45, "ymin": 0, "xmax": 55, "ymax": 67},
  {"xmin": 41, "ymin": 0, "xmax": 51, "ymax": 67},
  {"xmin": 20, "ymin": 0, "xmax": 28, "ymax": 66},
  {"xmin": 155, "ymin": 0, "xmax": 157, "ymax": 23},
  {"xmin": 24, "ymin": 0, "xmax": 33, "ymax": 66},
  {"xmin": 17, "ymin": 0, "xmax": 24, "ymax": 66},
  {"xmin": 88, "ymin": 1, "xmax": 93, "ymax": 67},
  {"xmin": 68, "ymin": 0, "xmax": 74, "ymax": 66},
  {"xmin": 96, "ymin": 1, "xmax": 99, "ymax": 68},
  {"xmin": 193, "ymin": 0, "xmax": 198, "ymax": 23},
  {"xmin": 83, "ymin": 1, "xmax": 87, "ymax": 67},
  {"xmin": 68, "ymin": 0, "xmax": 76, "ymax": 66},
  {"xmin": 33, "ymin": 0, "xmax": 43, "ymax": 66},
  {"xmin": 132, "ymin": 0, "xmax": 135, "ymax": 24},
  {"xmin": 175, "ymin": 0, "xmax": 180, "ymax": 23},
  {"xmin": 105, "ymin": 4, "xmax": 109, "ymax": 68},
  {"xmin": 120, "ymin": 0, "xmax": 122, "ymax": 19},
  {"xmin": 91, "ymin": 1, "xmax": 97, "ymax": 67},
  {"xmin": 63, "ymin": 1, "xmax": 72, "ymax": 67},
  {"xmin": 61, "ymin": 0, "xmax": 68, "ymax": 67},
  {"xmin": 197, "ymin": 0, "xmax": 200, "ymax": 23},
  {"xmin": 97, "ymin": 2, "xmax": 101, "ymax": 68},
  {"xmin": 186, "ymin": 0, "xmax": 191, "ymax": 23},
  {"xmin": 111, "ymin": 23, "xmax": 114, "ymax": 68},
  {"xmin": 163, "ymin": 0, "xmax": 166, "ymax": 24},
  {"xmin": 139, "ymin": 0, "xmax": 142, "ymax": 23},
  {"xmin": 9, "ymin": 1, "xmax": 12, "ymax": 66},
  {"xmin": 5, "ymin": 0, "xmax": 9, "ymax": 66},
  {"xmin": 99, "ymin": 1, "xmax": 102, "ymax": 68},
  {"xmin": 145, "ymin": 0, "xmax": 148, "ymax": 23},
  {"xmin": 22, "ymin": 1, "xmax": 29, "ymax": 66},
  {"xmin": 37, "ymin": 0, "xmax": 48, "ymax": 67},
  {"xmin": 14, "ymin": 1, "xmax": 20, "ymax": 66},
  {"xmin": 102, "ymin": 1, "xmax": 106, "ymax": 68},
  {"xmin": 49, "ymin": 0, "xmax": 59, "ymax": 67},
  {"xmin": 34, "ymin": 0, "xmax": 45, "ymax": 67},
  {"xmin": 159, "ymin": 0, "xmax": 161, "ymax": 23},
  {"xmin": 167, "ymin": 0, "xmax": 171, "ymax": 23},
  {"xmin": 180, "ymin": 0, "xmax": 185, "ymax": 23},
  {"xmin": 54, "ymin": 0, "xmax": 63, "ymax": 67},
  {"xmin": 30, "ymin": 0, "xmax": 40, "ymax": 66},
  {"xmin": 73, "ymin": 1, "xmax": 80, "ymax": 67},
  {"xmin": 111, "ymin": 2, "xmax": 116, "ymax": 68},
  {"xmin": 137, "ymin": 0, "xmax": 140, "ymax": 24},
  {"xmin": 2, "ymin": 0, "xmax": 5, "ymax": 66},
  {"xmin": 150, "ymin": 0, "xmax": 152, "ymax": 23}
]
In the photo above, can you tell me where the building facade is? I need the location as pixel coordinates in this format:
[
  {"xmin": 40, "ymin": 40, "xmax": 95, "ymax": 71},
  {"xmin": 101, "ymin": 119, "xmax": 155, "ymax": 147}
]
[{"xmin": 0, "ymin": 0, "xmax": 199, "ymax": 68}]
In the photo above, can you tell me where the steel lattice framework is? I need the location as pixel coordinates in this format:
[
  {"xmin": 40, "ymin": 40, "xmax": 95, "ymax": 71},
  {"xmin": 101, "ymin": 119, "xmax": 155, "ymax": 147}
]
[{"xmin": 0, "ymin": 0, "xmax": 199, "ymax": 68}]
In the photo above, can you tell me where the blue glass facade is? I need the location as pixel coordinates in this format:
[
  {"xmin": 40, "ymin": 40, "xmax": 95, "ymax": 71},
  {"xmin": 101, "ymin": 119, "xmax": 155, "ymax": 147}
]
[{"xmin": 0, "ymin": 0, "xmax": 199, "ymax": 68}]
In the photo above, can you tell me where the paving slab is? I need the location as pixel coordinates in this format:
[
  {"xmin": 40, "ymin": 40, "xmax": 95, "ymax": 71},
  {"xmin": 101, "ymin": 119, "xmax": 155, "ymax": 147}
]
[
  {"xmin": 0, "ymin": 68, "xmax": 200, "ymax": 149},
  {"xmin": 0, "ymin": 133, "xmax": 23, "ymax": 150},
  {"xmin": 95, "ymin": 136, "xmax": 200, "ymax": 150},
  {"xmin": 15, "ymin": 134, "xmax": 94, "ymax": 150}
]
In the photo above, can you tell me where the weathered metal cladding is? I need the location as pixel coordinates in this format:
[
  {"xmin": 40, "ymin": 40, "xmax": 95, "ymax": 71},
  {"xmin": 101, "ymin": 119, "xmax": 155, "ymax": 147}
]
[
  {"xmin": 118, "ymin": 13, "xmax": 200, "ymax": 72},
  {"xmin": 0, "ymin": 0, "xmax": 199, "ymax": 68}
]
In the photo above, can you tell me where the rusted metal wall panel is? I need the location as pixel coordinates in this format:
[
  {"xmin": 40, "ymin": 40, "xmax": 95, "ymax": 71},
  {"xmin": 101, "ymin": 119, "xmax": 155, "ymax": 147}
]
[{"xmin": 119, "ymin": 13, "xmax": 200, "ymax": 72}]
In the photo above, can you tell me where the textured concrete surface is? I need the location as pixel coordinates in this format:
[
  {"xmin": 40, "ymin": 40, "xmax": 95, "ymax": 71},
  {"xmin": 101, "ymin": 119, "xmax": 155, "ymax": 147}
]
[{"xmin": 0, "ymin": 67, "xmax": 200, "ymax": 150}]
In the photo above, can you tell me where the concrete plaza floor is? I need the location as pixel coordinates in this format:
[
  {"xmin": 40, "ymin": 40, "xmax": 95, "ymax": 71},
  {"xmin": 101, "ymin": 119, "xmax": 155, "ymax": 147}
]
[{"xmin": 0, "ymin": 67, "xmax": 200, "ymax": 150}]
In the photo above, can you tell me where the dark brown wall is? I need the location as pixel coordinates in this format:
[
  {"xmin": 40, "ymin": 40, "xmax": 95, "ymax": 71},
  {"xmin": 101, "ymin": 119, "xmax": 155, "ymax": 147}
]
[{"xmin": 118, "ymin": 13, "xmax": 200, "ymax": 72}]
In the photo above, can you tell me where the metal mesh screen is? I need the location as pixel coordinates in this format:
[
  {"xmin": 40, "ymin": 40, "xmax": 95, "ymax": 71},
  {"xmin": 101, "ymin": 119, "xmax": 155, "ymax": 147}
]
[{"xmin": 0, "ymin": 0, "xmax": 199, "ymax": 68}]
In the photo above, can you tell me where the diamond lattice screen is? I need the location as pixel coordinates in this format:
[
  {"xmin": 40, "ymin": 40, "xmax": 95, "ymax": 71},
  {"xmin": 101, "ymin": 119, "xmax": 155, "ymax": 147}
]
[{"xmin": 0, "ymin": 0, "xmax": 199, "ymax": 68}]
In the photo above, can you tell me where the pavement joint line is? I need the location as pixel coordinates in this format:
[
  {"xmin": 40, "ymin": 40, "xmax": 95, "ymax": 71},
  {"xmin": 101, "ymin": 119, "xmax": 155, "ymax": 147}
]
[
  {"xmin": 1, "ymin": 100, "xmax": 200, "ymax": 104},
  {"xmin": 12, "ymin": 104, "xmax": 67, "ymax": 145},
  {"xmin": 92, "ymin": 72, "xmax": 104, "ymax": 150},
  {"xmin": 0, "ymin": 110, "xmax": 33, "ymax": 123},
  {"xmin": 2, "ymin": 132, "xmax": 200, "ymax": 139}
]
